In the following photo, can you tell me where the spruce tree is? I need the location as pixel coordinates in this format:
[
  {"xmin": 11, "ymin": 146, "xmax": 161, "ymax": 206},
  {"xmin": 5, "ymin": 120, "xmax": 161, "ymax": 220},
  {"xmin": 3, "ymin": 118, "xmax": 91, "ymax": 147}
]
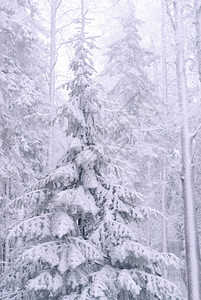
[
  {"xmin": 1, "ymin": 1, "xmax": 181, "ymax": 299},
  {"xmin": 100, "ymin": 0, "xmax": 159, "ymax": 192},
  {"xmin": 0, "ymin": 0, "xmax": 49, "ymax": 280},
  {"xmin": 0, "ymin": 0, "xmax": 49, "ymax": 198}
]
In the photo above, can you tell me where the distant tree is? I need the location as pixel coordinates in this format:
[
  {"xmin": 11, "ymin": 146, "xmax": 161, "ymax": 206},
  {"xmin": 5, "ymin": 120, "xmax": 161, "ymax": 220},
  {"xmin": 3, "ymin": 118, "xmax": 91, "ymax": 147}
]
[
  {"xmin": 101, "ymin": 0, "xmax": 186, "ymax": 289},
  {"xmin": 100, "ymin": 0, "xmax": 160, "ymax": 191}
]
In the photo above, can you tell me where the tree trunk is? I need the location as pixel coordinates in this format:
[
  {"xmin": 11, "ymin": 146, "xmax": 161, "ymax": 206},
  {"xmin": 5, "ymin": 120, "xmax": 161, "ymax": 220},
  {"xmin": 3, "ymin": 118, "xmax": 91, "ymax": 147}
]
[
  {"xmin": 195, "ymin": 0, "xmax": 201, "ymax": 82},
  {"xmin": 161, "ymin": 167, "xmax": 167, "ymax": 252},
  {"xmin": 174, "ymin": 1, "xmax": 201, "ymax": 299},
  {"xmin": 49, "ymin": 0, "xmax": 57, "ymax": 169},
  {"xmin": 151, "ymin": 40, "xmax": 158, "ymax": 96},
  {"xmin": 161, "ymin": 0, "xmax": 168, "ymax": 269}
]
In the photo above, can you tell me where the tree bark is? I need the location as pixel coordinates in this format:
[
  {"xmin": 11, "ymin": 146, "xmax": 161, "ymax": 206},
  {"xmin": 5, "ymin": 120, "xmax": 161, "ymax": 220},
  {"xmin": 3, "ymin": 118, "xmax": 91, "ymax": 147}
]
[
  {"xmin": 195, "ymin": 0, "xmax": 201, "ymax": 82},
  {"xmin": 161, "ymin": 0, "xmax": 168, "ymax": 270},
  {"xmin": 161, "ymin": 167, "xmax": 167, "ymax": 252},
  {"xmin": 49, "ymin": 0, "xmax": 57, "ymax": 169},
  {"xmin": 174, "ymin": 1, "xmax": 201, "ymax": 299}
]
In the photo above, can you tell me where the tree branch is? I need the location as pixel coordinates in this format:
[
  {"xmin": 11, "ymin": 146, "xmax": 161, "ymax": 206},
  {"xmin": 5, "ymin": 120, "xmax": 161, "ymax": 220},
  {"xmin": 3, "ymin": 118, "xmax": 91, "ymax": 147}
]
[
  {"xmin": 165, "ymin": 0, "xmax": 176, "ymax": 30},
  {"xmin": 190, "ymin": 123, "xmax": 201, "ymax": 141}
]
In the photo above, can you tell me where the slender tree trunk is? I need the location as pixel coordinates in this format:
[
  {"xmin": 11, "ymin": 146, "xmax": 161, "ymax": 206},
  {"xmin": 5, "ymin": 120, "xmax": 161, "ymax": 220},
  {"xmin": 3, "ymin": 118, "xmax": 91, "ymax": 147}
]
[
  {"xmin": 161, "ymin": 0, "xmax": 168, "ymax": 263},
  {"xmin": 160, "ymin": 164, "xmax": 168, "ymax": 278},
  {"xmin": 174, "ymin": 1, "xmax": 201, "ymax": 299},
  {"xmin": 151, "ymin": 41, "xmax": 158, "ymax": 96},
  {"xmin": 81, "ymin": 0, "xmax": 85, "ymax": 34},
  {"xmin": 195, "ymin": 0, "xmax": 201, "ymax": 83},
  {"xmin": 4, "ymin": 242, "xmax": 8, "ymax": 269},
  {"xmin": 161, "ymin": 0, "xmax": 168, "ymax": 109},
  {"xmin": 49, "ymin": 0, "xmax": 57, "ymax": 169},
  {"xmin": 2, "ymin": 178, "xmax": 11, "ymax": 271},
  {"xmin": 161, "ymin": 167, "xmax": 167, "ymax": 253}
]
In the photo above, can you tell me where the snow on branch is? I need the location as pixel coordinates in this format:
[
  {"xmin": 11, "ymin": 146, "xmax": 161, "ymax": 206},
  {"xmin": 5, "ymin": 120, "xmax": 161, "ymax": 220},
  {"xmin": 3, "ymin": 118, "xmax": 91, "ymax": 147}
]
[
  {"xmin": 28, "ymin": 272, "xmax": 62, "ymax": 293},
  {"xmin": 55, "ymin": 186, "xmax": 98, "ymax": 215},
  {"xmin": 136, "ymin": 271, "xmax": 182, "ymax": 299},
  {"xmin": 7, "ymin": 214, "xmax": 51, "ymax": 242}
]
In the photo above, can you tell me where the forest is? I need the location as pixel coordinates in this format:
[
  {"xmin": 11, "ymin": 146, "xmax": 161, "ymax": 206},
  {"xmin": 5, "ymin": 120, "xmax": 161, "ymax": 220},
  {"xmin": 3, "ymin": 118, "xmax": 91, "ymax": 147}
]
[{"xmin": 0, "ymin": 0, "xmax": 200, "ymax": 299}]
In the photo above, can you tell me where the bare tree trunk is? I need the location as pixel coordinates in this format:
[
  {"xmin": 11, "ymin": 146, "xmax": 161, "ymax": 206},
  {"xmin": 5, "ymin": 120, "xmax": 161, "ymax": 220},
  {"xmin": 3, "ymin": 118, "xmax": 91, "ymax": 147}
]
[
  {"xmin": 195, "ymin": 0, "xmax": 201, "ymax": 82},
  {"xmin": 161, "ymin": 167, "xmax": 167, "ymax": 253},
  {"xmin": 151, "ymin": 41, "xmax": 158, "ymax": 96},
  {"xmin": 174, "ymin": 1, "xmax": 201, "ymax": 299},
  {"xmin": 81, "ymin": 0, "xmax": 85, "ymax": 33},
  {"xmin": 161, "ymin": 0, "xmax": 168, "ymax": 267},
  {"xmin": 49, "ymin": 0, "xmax": 57, "ymax": 169}
]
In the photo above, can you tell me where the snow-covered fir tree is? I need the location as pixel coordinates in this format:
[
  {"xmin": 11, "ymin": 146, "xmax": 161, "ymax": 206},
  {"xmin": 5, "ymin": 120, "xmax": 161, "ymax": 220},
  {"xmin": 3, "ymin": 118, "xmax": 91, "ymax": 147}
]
[
  {"xmin": 0, "ymin": 0, "xmax": 49, "ymax": 198},
  {"xmin": 100, "ymin": 0, "xmax": 159, "ymax": 191},
  {"xmin": 0, "ymin": 0, "xmax": 50, "ymax": 278},
  {"xmin": 1, "ymin": 1, "xmax": 181, "ymax": 299}
]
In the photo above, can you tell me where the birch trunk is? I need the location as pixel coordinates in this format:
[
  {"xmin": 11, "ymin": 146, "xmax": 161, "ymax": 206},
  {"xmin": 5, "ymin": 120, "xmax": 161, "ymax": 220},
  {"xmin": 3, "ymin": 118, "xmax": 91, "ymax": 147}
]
[{"xmin": 174, "ymin": 1, "xmax": 201, "ymax": 299}]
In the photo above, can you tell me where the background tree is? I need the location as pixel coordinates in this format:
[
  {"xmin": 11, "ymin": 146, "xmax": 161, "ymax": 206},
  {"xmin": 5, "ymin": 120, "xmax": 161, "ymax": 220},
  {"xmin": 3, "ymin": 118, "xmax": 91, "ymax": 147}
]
[
  {"xmin": 174, "ymin": 0, "xmax": 200, "ymax": 298},
  {"xmin": 0, "ymin": 0, "xmax": 49, "ymax": 274}
]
